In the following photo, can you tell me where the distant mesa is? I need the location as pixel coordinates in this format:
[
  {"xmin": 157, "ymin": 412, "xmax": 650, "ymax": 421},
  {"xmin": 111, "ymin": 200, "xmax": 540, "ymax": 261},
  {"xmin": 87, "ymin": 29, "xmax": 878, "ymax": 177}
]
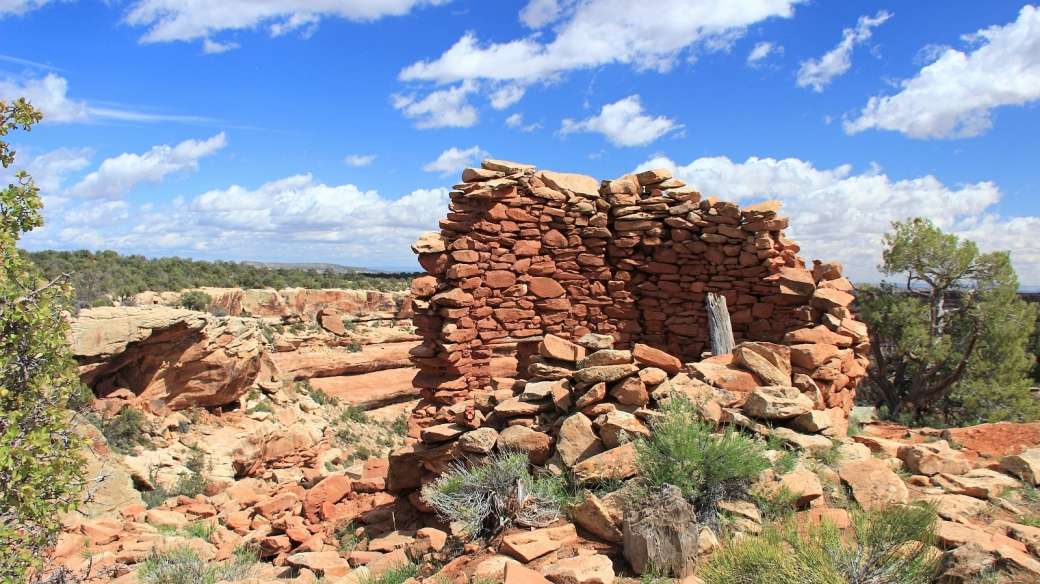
[{"xmin": 242, "ymin": 261, "xmax": 399, "ymax": 274}]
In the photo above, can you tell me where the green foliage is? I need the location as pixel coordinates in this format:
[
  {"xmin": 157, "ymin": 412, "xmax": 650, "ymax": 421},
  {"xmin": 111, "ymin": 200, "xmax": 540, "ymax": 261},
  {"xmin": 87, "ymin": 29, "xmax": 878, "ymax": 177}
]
[
  {"xmin": 772, "ymin": 451, "xmax": 799, "ymax": 476},
  {"xmin": 1, "ymin": 97, "xmax": 87, "ymax": 582},
  {"xmin": 340, "ymin": 406, "xmax": 371, "ymax": 424},
  {"xmin": 25, "ymin": 249, "xmax": 416, "ymax": 299},
  {"xmin": 347, "ymin": 340, "xmax": 363, "ymax": 353},
  {"xmin": 859, "ymin": 218, "xmax": 1038, "ymax": 425},
  {"xmin": 183, "ymin": 521, "xmax": 216, "ymax": 540},
  {"xmin": 179, "ymin": 290, "xmax": 212, "ymax": 311},
  {"xmin": 701, "ymin": 503, "xmax": 941, "ymax": 584},
  {"xmin": 137, "ymin": 544, "xmax": 257, "ymax": 584},
  {"xmin": 634, "ymin": 397, "xmax": 769, "ymax": 525},
  {"xmin": 1029, "ymin": 305, "xmax": 1040, "ymax": 383},
  {"xmin": 86, "ymin": 407, "xmax": 145, "ymax": 453},
  {"xmin": 141, "ymin": 468, "xmax": 208, "ymax": 509},
  {"xmin": 310, "ymin": 388, "xmax": 339, "ymax": 407},
  {"xmin": 91, "ymin": 297, "xmax": 110, "ymax": 307},
  {"xmin": 390, "ymin": 415, "xmax": 408, "ymax": 437},
  {"xmin": 754, "ymin": 486, "xmax": 800, "ymax": 522},
  {"xmin": 422, "ymin": 452, "xmax": 566, "ymax": 539},
  {"xmin": 334, "ymin": 521, "xmax": 365, "ymax": 553}
]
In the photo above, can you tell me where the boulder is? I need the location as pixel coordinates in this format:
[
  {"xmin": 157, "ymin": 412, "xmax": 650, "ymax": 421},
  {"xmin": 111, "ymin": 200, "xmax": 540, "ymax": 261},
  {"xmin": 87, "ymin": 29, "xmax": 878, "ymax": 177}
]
[
  {"xmin": 897, "ymin": 441, "xmax": 970, "ymax": 476},
  {"xmin": 838, "ymin": 458, "xmax": 909, "ymax": 509},
  {"xmin": 788, "ymin": 410, "xmax": 833, "ymax": 433},
  {"xmin": 501, "ymin": 524, "xmax": 578, "ymax": 563},
  {"xmin": 632, "ymin": 344, "xmax": 682, "ymax": 374},
  {"xmin": 598, "ymin": 411, "xmax": 650, "ymax": 449},
  {"xmin": 733, "ymin": 344, "xmax": 790, "ymax": 386},
  {"xmin": 574, "ymin": 364, "xmax": 640, "ymax": 384},
  {"xmin": 1001, "ymin": 449, "xmax": 1040, "ymax": 485},
  {"xmin": 557, "ymin": 414, "xmax": 605, "ymax": 468},
  {"xmin": 932, "ymin": 469, "xmax": 1020, "ymax": 499},
  {"xmin": 286, "ymin": 551, "xmax": 351, "ymax": 579},
  {"xmin": 573, "ymin": 444, "xmax": 637, "ymax": 484},
  {"xmin": 541, "ymin": 335, "xmax": 586, "ymax": 362},
  {"xmin": 498, "ymin": 426, "xmax": 552, "ymax": 465},
  {"xmin": 569, "ymin": 494, "xmax": 623, "ymax": 543},
  {"xmin": 743, "ymin": 386, "xmax": 814, "ymax": 420},
  {"xmin": 459, "ymin": 428, "xmax": 499, "ymax": 454},
  {"xmin": 609, "ymin": 377, "xmax": 649, "ymax": 406},
  {"xmin": 506, "ymin": 561, "xmax": 553, "ymax": 584},
  {"xmin": 540, "ymin": 555, "xmax": 615, "ymax": 584},
  {"xmin": 577, "ymin": 350, "xmax": 633, "ymax": 369},
  {"xmin": 623, "ymin": 485, "xmax": 698, "ymax": 578}
]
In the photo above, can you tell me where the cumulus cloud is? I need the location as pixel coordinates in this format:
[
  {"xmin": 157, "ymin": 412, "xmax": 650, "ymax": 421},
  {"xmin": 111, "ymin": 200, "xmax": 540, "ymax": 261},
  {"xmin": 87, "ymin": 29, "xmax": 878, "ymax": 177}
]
[
  {"xmin": 22, "ymin": 175, "xmax": 451, "ymax": 269},
  {"xmin": 393, "ymin": 80, "xmax": 479, "ymax": 129},
  {"xmin": 202, "ymin": 39, "xmax": 240, "ymax": 53},
  {"xmin": 63, "ymin": 133, "xmax": 227, "ymax": 200},
  {"xmin": 423, "ymin": 146, "xmax": 488, "ymax": 177},
  {"xmin": 489, "ymin": 84, "xmax": 526, "ymax": 110},
  {"xmin": 344, "ymin": 154, "xmax": 376, "ymax": 167},
  {"xmin": 747, "ymin": 41, "xmax": 781, "ymax": 66},
  {"xmin": 845, "ymin": 5, "xmax": 1040, "ymax": 139},
  {"xmin": 395, "ymin": 0, "xmax": 805, "ymax": 118},
  {"xmin": 122, "ymin": 0, "xmax": 451, "ymax": 48},
  {"xmin": 560, "ymin": 95, "xmax": 681, "ymax": 147},
  {"xmin": 633, "ymin": 154, "xmax": 1040, "ymax": 285},
  {"xmin": 797, "ymin": 10, "xmax": 890, "ymax": 91},
  {"xmin": 0, "ymin": 0, "xmax": 60, "ymax": 16},
  {"xmin": 20, "ymin": 148, "xmax": 93, "ymax": 193},
  {"xmin": 0, "ymin": 73, "xmax": 213, "ymax": 124},
  {"xmin": 506, "ymin": 112, "xmax": 541, "ymax": 132}
]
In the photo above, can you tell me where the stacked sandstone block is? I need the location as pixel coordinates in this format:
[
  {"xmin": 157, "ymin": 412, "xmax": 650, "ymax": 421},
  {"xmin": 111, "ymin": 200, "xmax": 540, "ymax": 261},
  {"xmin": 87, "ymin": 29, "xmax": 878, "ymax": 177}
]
[{"xmin": 404, "ymin": 159, "xmax": 868, "ymax": 441}]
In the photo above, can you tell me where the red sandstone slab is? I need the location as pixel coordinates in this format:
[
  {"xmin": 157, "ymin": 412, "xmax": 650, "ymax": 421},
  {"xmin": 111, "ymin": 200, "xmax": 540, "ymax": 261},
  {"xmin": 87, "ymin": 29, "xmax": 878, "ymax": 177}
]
[
  {"xmin": 270, "ymin": 342, "xmax": 418, "ymax": 380},
  {"xmin": 310, "ymin": 367, "xmax": 421, "ymax": 408}
]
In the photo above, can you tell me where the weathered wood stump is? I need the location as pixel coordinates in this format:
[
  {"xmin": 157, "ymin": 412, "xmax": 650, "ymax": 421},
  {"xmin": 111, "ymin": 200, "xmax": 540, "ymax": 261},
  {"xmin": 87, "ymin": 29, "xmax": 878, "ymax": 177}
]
[{"xmin": 622, "ymin": 484, "xmax": 699, "ymax": 577}]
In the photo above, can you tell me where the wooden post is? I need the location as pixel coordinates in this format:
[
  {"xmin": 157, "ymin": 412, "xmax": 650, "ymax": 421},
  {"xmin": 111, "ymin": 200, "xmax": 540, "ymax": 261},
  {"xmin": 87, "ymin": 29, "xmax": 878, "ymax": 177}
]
[{"xmin": 706, "ymin": 292, "xmax": 735, "ymax": 356}]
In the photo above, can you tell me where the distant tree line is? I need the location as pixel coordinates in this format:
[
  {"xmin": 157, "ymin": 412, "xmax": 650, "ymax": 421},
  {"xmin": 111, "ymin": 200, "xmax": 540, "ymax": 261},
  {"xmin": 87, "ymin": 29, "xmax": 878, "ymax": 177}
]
[{"xmin": 23, "ymin": 249, "xmax": 417, "ymax": 307}]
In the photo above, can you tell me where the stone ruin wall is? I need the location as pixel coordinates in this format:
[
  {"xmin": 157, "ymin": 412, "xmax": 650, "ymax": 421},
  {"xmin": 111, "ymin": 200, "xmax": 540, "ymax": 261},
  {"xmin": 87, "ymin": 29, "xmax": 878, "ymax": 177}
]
[{"xmin": 406, "ymin": 159, "xmax": 869, "ymax": 424}]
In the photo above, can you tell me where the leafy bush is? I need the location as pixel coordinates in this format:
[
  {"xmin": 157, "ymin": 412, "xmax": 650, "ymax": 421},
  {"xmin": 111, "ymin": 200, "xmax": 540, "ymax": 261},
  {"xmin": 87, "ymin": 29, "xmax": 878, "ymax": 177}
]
[
  {"xmin": 422, "ymin": 452, "xmax": 566, "ymax": 540},
  {"xmin": 701, "ymin": 503, "xmax": 940, "ymax": 584},
  {"xmin": 358, "ymin": 560, "xmax": 416, "ymax": 584},
  {"xmin": 347, "ymin": 340, "xmax": 363, "ymax": 353},
  {"xmin": 1, "ymin": 98, "xmax": 88, "ymax": 582},
  {"xmin": 340, "ymin": 406, "xmax": 371, "ymax": 423},
  {"xmin": 635, "ymin": 396, "xmax": 769, "ymax": 526},
  {"xmin": 86, "ymin": 407, "xmax": 145, "ymax": 454},
  {"xmin": 209, "ymin": 306, "xmax": 227, "ymax": 317},
  {"xmin": 391, "ymin": 415, "xmax": 408, "ymax": 436},
  {"xmin": 183, "ymin": 521, "xmax": 216, "ymax": 540},
  {"xmin": 91, "ymin": 297, "xmax": 110, "ymax": 307},
  {"xmin": 138, "ymin": 544, "xmax": 257, "ymax": 584},
  {"xmin": 311, "ymin": 388, "xmax": 339, "ymax": 407},
  {"xmin": 142, "ymin": 469, "xmax": 208, "ymax": 509},
  {"xmin": 179, "ymin": 291, "xmax": 212, "ymax": 312}
]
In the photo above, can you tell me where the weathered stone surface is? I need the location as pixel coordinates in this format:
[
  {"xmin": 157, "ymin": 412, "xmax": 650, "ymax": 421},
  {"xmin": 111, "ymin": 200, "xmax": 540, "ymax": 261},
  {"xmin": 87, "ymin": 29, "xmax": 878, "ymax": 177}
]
[
  {"xmin": 540, "ymin": 555, "xmax": 615, "ymax": 584},
  {"xmin": 69, "ymin": 307, "xmax": 264, "ymax": 409},
  {"xmin": 557, "ymin": 414, "xmax": 604, "ymax": 467},
  {"xmin": 569, "ymin": 494, "xmax": 623, "ymax": 543},
  {"xmin": 789, "ymin": 343, "xmax": 841, "ymax": 369},
  {"xmin": 483, "ymin": 158, "xmax": 535, "ymax": 174},
  {"xmin": 577, "ymin": 350, "xmax": 632, "ymax": 369},
  {"xmin": 610, "ymin": 376, "xmax": 649, "ymax": 406},
  {"xmin": 632, "ymin": 344, "xmax": 682, "ymax": 374},
  {"xmin": 733, "ymin": 343, "xmax": 791, "ymax": 386},
  {"xmin": 421, "ymin": 423, "xmax": 466, "ymax": 443},
  {"xmin": 529, "ymin": 278, "xmax": 566, "ymax": 299},
  {"xmin": 838, "ymin": 458, "xmax": 909, "ymax": 509},
  {"xmin": 743, "ymin": 386, "xmax": 814, "ymax": 420},
  {"xmin": 506, "ymin": 560, "xmax": 552, "ymax": 584},
  {"xmin": 573, "ymin": 444, "xmax": 637, "ymax": 484},
  {"xmin": 897, "ymin": 441, "xmax": 970, "ymax": 476},
  {"xmin": 1001, "ymin": 449, "xmax": 1040, "ymax": 485},
  {"xmin": 932, "ymin": 469, "xmax": 1020, "ymax": 499},
  {"xmin": 598, "ymin": 410, "xmax": 650, "ymax": 448},
  {"xmin": 788, "ymin": 410, "xmax": 833, "ymax": 433},
  {"xmin": 498, "ymin": 426, "xmax": 552, "ymax": 464},
  {"xmin": 574, "ymin": 364, "xmax": 640, "ymax": 384},
  {"xmin": 459, "ymin": 427, "xmax": 498, "ymax": 454},
  {"xmin": 688, "ymin": 361, "xmax": 760, "ymax": 395},
  {"xmin": 575, "ymin": 382, "xmax": 607, "ymax": 410},
  {"xmin": 536, "ymin": 170, "xmax": 600, "ymax": 199},
  {"xmin": 412, "ymin": 232, "xmax": 448, "ymax": 254},
  {"xmin": 623, "ymin": 485, "xmax": 698, "ymax": 578},
  {"xmin": 501, "ymin": 524, "xmax": 578, "ymax": 563},
  {"xmin": 576, "ymin": 334, "xmax": 614, "ymax": 350},
  {"xmin": 541, "ymin": 335, "xmax": 586, "ymax": 362}
]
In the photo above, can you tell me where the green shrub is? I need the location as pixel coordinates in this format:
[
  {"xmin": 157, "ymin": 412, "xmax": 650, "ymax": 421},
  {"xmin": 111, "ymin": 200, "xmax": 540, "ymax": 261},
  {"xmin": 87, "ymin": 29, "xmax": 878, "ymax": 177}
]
[
  {"xmin": 311, "ymin": 388, "xmax": 339, "ymax": 407},
  {"xmin": 179, "ymin": 290, "xmax": 212, "ymax": 312},
  {"xmin": 91, "ymin": 297, "xmax": 110, "ymax": 307},
  {"xmin": 421, "ymin": 452, "xmax": 566, "ymax": 540},
  {"xmin": 86, "ymin": 407, "xmax": 145, "ymax": 454},
  {"xmin": 701, "ymin": 503, "xmax": 940, "ymax": 584},
  {"xmin": 347, "ymin": 340, "xmax": 363, "ymax": 353},
  {"xmin": 183, "ymin": 521, "xmax": 216, "ymax": 540},
  {"xmin": 340, "ymin": 406, "xmax": 371, "ymax": 424},
  {"xmin": 1, "ymin": 98, "xmax": 88, "ymax": 583},
  {"xmin": 138, "ymin": 544, "xmax": 257, "ymax": 584},
  {"xmin": 635, "ymin": 397, "xmax": 769, "ymax": 526},
  {"xmin": 209, "ymin": 306, "xmax": 228, "ymax": 317},
  {"xmin": 142, "ymin": 470, "xmax": 208, "ymax": 509},
  {"xmin": 246, "ymin": 400, "xmax": 273, "ymax": 415},
  {"xmin": 289, "ymin": 322, "xmax": 306, "ymax": 335},
  {"xmin": 391, "ymin": 415, "xmax": 408, "ymax": 436}
]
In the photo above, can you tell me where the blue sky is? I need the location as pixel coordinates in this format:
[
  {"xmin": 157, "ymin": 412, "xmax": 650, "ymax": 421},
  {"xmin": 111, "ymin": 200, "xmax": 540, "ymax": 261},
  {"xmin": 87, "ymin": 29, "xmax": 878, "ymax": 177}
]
[{"xmin": 1, "ymin": 0, "xmax": 1039, "ymax": 284}]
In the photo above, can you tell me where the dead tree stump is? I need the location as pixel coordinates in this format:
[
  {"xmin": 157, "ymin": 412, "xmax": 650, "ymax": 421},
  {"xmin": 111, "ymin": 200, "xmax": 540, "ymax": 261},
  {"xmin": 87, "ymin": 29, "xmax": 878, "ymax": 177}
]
[
  {"xmin": 706, "ymin": 292, "xmax": 735, "ymax": 356},
  {"xmin": 622, "ymin": 484, "xmax": 699, "ymax": 577}
]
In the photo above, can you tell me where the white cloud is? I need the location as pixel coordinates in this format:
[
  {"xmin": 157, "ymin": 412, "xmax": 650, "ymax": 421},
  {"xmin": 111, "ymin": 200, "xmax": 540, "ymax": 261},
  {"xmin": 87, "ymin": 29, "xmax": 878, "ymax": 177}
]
[
  {"xmin": 202, "ymin": 39, "xmax": 240, "ymax": 53},
  {"xmin": 23, "ymin": 147, "xmax": 92, "ymax": 192},
  {"xmin": 22, "ymin": 175, "xmax": 451, "ymax": 269},
  {"xmin": 560, "ymin": 95, "xmax": 681, "ymax": 147},
  {"xmin": 747, "ymin": 41, "xmax": 781, "ymax": 66},
  {"xmin": 422, "ymin": 146, "xmax": 488, "ymax": 177},
  {"xmin": 122, "ymin": 0, "xmax": 451, "ymax": 46},
  {"xmin": 0, "ymin": 73, "xmax": 214, "ymax": 124},
  {"xmin": 633, "ymin": 154, "xmax": 1040, "ymax": 285},
  {"xmin": 393, "ymin": 80, "xmax": 479, "ymax": 129},
  {"xmin": 489, "ymin": 84, "xmax": 526, "ymax": 109},
  {"xmin": 396, "ymin": 0, "xmax": 805, "ymax": 115},
  {"xmin": 797, "ymin": 10, "xmax": 890, "ymax": 91},
  {"xmin": 845, "ymin": 6, "xmax": 1040, "ymax": 139},
  {"xmin": 344, "ymin": 154, "xmax": 376, "ymax": 167},
  {"xmin": 505, "ymin": 112, "xmax": 541, "ymax": 132},
  {"xmin": 63, "ymin": 133, "xmax": 227, "ymax": 200},
  {"xmin": 0, "ymin": 0, "xmax": 60, "ymax": 16}
]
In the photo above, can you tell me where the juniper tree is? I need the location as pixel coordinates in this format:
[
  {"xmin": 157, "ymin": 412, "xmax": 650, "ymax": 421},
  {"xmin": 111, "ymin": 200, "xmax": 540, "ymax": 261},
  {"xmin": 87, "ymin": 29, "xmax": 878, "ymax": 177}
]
[
  {"xmin": 858, "ymin": 218, "xmax": 1037, "ymax": 425},
  {"xmin": 0, "ymin": 99, "xmax": 87, "ymax": 583}
]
